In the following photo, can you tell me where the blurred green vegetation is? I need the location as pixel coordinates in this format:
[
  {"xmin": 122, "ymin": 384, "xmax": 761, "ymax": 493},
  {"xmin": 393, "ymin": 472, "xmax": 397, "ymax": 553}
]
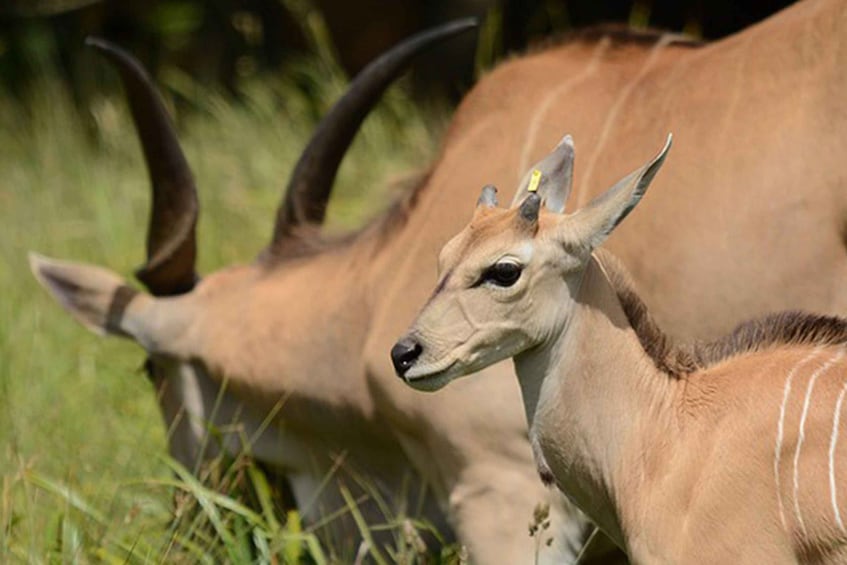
[
  {"xmin": 0, "ymin": 0, "xmax": 797, "ymax": 111},
  {"xmin": 0, "ymin": 33, "xmax": 450, "ymax": 561}
]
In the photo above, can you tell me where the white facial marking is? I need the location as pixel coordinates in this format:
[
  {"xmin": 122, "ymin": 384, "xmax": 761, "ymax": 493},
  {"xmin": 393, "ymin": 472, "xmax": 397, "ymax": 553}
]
[
  {"xmin": 793, "ymin": 350, "xmax": 844, "ymax": 536},
  {"xmin": 404, "ymin": 355, "xmax": 458, "ymax": 380},
  {"xmin": 775, "ymin": 348, "xmax": 820, "ymax": 532},
  {"xmin": 829, "ymin": 379, "xmax": 847, "ymax": 534},
  {"xmin": 513, "ymin": 242, "xmax": 535, "ymax": 264}
]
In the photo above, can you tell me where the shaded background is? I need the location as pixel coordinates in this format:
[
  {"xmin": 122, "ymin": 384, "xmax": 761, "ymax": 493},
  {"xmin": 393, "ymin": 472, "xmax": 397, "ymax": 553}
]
[{"xmin": 1, "ymin": 0, "xmax": 796, "ymax": 109}]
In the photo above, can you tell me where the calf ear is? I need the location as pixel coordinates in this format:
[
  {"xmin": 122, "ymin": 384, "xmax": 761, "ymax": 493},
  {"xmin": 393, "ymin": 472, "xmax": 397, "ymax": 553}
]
[
  {"xmin": 565, "ymin": 134, "xmax": 671, "ymax": 250},
  {"xmin": 511, "ymin": 134, "xmax": 575, "ymax": 213},
  {"xmin": 29, "ymin": 252, "xmax": 141, "ymax": 338}
]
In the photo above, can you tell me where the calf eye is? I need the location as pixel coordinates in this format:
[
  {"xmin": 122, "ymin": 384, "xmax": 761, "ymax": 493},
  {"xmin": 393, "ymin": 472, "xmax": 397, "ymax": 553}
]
[{"xmin": 481, "ymin": 261, "xmax": 522, "ymax": 287}]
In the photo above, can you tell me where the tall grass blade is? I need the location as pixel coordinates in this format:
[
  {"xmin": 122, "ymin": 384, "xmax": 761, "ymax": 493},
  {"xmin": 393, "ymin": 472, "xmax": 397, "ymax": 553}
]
[
  {"xmin": 339, "ymin": 485, "xmax": 389, "ymax": 565},
  {"xmin": 160, "ymin": 459, "xmax": 240, "ymax": 562},
  {"xmin": 25, "ymin": 472, "xmax": 108, "ymax": 525},
  {"xmin": 24, "ymin": 471, "xmax": 158, "ymax": 560},
  {"xmin": 247, "ymin": 465, "xmax": 281, "ymax": 533},
  {"xmin": 475, "ymin": 5, "xmax": 503, "ymax": 78}
]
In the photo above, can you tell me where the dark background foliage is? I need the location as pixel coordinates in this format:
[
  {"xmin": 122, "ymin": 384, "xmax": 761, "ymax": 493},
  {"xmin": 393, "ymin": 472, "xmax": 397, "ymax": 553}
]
[{"xmin": 0, "ymin": 0, "xmax": 795, "ymax": 108}]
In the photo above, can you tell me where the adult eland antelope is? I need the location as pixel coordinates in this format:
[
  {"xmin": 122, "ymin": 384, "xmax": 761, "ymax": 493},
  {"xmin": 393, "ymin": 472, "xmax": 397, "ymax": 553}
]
[
  {"xmin": 395, "ymin": 134, "xmax": 847, "ymax": 563},
  {"xmin": 29, "ymin": 0, "xmax": 847, "ymax": 561},
  {"xmin": 29, "ymin": 21, "xmax": 605, "ymax": 564}
]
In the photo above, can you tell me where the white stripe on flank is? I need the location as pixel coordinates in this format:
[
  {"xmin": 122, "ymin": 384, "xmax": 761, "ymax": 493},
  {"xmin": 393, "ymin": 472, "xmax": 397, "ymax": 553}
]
[
  {"xmin": 775, "ymin": 348, "xmax": 821, "ymax": 531},
  {"xmin": 517, "ymin": 40, "xmax": 609, "ymax": 176},
  {"xmin": 829, "ymin": 380, "xmax": 847, "ymax": 534},
  {"xmin": 577, "ymin": 34, "xmax": 673, "ymax": 208},
  {"xmin": 793, "ymin": 350, "xmax": 845, "ymax": 536}
]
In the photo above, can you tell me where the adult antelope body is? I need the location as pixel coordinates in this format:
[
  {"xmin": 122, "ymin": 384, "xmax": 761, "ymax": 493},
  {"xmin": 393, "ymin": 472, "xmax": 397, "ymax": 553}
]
[
  {"xmin": 29, "ymin": 0, "xmax": 847, "ymax": 561},
  {"xmin": 395, "ymin": 134, "xmax": 847, "ymax": 563},
  {"xmin": 29, "ymin": 22, "xmax": 602, "ymax": 563}
]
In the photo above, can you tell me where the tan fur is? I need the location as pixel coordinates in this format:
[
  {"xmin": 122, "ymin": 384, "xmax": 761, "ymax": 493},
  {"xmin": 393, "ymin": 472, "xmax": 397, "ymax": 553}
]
[
  {"xmin": 31, "ymin": 1, "xmax": 847, "ymax": 562},
  {"xmin": 531, "ymin": 255, "xmax": 847, "ymax": 563},
  {"xmin": 399, "ymin": 136, "xmax": 847, "ymax": 562},
  {"xmin": 602, "ymin": 249, "xmax": 847, "ymax": 378}
]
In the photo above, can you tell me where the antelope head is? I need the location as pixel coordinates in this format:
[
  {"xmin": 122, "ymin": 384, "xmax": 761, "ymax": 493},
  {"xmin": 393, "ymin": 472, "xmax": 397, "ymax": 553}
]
[
  {"xmin": 392, "ymin": 134, "xmax": 672, "ymax": 391},
  {"xmin": 29, "ymin": 21, "xmax": 476, "ymax": 469}
]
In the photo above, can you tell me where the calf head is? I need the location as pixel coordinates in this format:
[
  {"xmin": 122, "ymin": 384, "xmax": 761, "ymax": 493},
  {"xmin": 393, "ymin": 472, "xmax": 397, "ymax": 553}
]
[{"xmin": 392, "ymin": 134, "xmax": 672, "ymax": 391}]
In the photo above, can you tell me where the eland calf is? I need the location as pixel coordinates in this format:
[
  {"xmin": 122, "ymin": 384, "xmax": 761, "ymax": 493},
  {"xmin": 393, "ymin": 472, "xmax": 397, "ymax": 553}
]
[{"xmin": 395, "ymin": 135, "xmax": 847, "ymax": 563}]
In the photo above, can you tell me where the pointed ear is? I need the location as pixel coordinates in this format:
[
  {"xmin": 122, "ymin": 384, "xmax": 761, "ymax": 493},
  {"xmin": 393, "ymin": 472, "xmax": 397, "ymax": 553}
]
[
  {"xmin": 30, "ymin": 253, "xmax": 143, "ymax": 338},
  {"xmin": 567, "ymin": 134, "xmax": 671, "ymax": 250},
  {"xmin": 30, "ymin": 252, "xmax": 195, "ymax": 359},
  {"xmin": 511, "ymin": 134, "xmax": 574, "ymax": 213}
]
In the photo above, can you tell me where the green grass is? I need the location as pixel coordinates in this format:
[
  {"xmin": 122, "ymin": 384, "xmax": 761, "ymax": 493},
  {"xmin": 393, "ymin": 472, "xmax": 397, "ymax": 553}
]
[{"xmin": 0, "ymin": 49, "xmax": 452, "ymax": 562}]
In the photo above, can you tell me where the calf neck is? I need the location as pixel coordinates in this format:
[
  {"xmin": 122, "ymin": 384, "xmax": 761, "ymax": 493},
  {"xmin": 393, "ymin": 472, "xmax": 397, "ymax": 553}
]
[{"xmin": 520, "ymin": 250, "xmax": 847, "ymax": 563}]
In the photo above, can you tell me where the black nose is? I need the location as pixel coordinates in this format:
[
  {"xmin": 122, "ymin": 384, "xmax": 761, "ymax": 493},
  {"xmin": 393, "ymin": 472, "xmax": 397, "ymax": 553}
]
[{"xmin": 391, "ymin": 337, "xmax": 423, "ymax": 377}]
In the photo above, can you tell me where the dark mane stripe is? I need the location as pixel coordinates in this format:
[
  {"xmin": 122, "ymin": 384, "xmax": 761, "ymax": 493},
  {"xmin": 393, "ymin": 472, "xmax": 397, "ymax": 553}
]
[
  {"xmin": 525, "ymin": 23, "xmax": 703, "ymax": 57},
  {"xmin": 597, "ymin": 250, "xmax": 847, "ymax": 378},
  {"xmin": 697, "ymin": 312, "xmax": 847, "ymax": 368},
  {"xmin": 563, "ymin": 24, "xmax": 703, "ymax": 48},
  {"xmin": 599, "ymin": 251, "xmax": 698, "ymax": 377}
]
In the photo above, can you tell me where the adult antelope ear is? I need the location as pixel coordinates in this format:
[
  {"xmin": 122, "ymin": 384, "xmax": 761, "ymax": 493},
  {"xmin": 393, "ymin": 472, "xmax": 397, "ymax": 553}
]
[
  {"xmin": 511, "ymin": 134, "xmax": 574, "ymax": 213},
  {"xmin": 30, "ymin": 253, "xmax": 141, "ymax": 338},
  {"xmin": 30, "ymin": 252, "xmax": 189, "ymax": 357},
  {"xmin": 566, "ymin": 134, "xmax": 672, "ymax": 250}
]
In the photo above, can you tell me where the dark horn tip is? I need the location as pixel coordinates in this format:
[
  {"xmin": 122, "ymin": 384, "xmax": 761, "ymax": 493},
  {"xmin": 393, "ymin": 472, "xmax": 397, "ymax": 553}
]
[
  {"xmin": 85, "ymin": 36, "xmax": 114, "ymax": 52},
  {"xmin": 425, "ymin": 18, "xmax": 479, "ymax": 42},
  {"xmin": 442, "ymin": 17, "xmax": 479, "ymax": 31},
  {"xmin": 85, "ymin": 37, "xmax": 133, "ymax": 64}
]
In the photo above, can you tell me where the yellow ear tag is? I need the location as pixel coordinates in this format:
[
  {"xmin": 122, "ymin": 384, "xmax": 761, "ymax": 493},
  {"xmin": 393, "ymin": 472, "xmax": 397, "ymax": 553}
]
[{"xmin": 527, "ymin": 169, "xmax": 542, "ymax": 193}]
